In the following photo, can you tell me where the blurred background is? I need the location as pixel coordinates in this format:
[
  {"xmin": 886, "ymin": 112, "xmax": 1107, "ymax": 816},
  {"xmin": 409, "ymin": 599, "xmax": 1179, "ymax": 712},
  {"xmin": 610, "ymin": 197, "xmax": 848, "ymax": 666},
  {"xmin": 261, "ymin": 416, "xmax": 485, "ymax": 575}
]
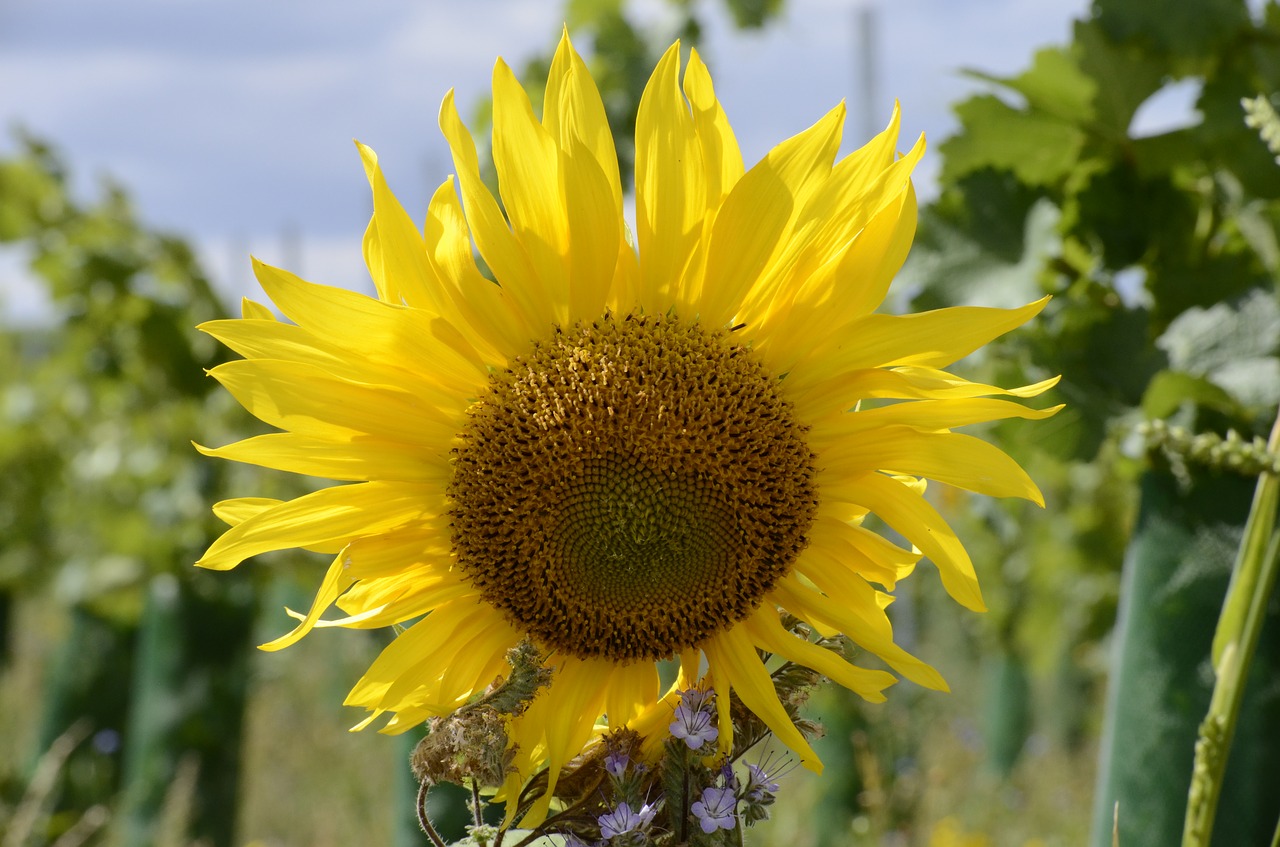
[{"xmin": 2, "ymin": 1, "xmax": 1279, "ymax": 846}]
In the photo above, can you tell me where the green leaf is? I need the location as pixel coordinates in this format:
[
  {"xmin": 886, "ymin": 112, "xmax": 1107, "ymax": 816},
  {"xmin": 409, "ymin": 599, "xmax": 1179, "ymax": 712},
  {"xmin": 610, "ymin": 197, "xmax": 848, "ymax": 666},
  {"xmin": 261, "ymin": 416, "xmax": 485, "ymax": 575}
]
[
  {"xmin": 721, "ymin": 0, "xmax": 784, "ymax": 29},
  {"xmin": 1130, "ymin": 128, "xmax": 1201, "ymax": 179},
  {"xmin": 1196, "ymin": 59, "xmax": 1280, "ymax": 200},
  {"xmin": 1094, "ymin": 0, "xmax": 1250, "ymax": 61},
  {"xmin": 930, "ymin": 168, "xmax": 1043, "ymax": 263},
  {"xmin": 1074, "ymin": 19, "xmax": 1167, "ymax": 138},
  {"xmin": 1235, "ymin": 200, "xmax": 1280, "ymax": 275},
  {"xmin": 1146, "ymin": 251, "xmax": 1265, "ymax": 331},
  {"xmin": 1063, "ymin": 159, "xmax": 1194, "ymax": 269},
  {"xmin": 1155, "ymin": 288, "xmax": 1280, "ymax": 374},
  {"xmin": 1141, "ymin": 370, "xmax": 1247, "ymax": 420},
  {"xmin": 903, "ymin": 197, "xmax": 1058, "ymax": 310},
  {"xmin": 1212, "ymin": 357, "xmax": 1280, "ymax": 411},
  {"xmin": 965, "ymin": 46, "xmax": 1096, "ymax": 124},
  {"xmin": 1154, "ymin": 289, "xmax": 1280, "ymax": 413},
  {"xmin": 940, "ymin": 94, "xmax": 1088, "ymax": 186},
  {"xmin": 1030, "ymin": 301, "xmax": 1166, "ymax": 460}
]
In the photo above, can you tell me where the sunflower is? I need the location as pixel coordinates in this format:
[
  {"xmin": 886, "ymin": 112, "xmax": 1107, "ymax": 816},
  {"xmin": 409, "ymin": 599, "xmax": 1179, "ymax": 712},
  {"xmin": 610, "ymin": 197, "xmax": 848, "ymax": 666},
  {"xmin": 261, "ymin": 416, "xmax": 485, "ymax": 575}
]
[{"xmin": 196, "ymin": 33, "xmax": 1059, "ymax": 824}]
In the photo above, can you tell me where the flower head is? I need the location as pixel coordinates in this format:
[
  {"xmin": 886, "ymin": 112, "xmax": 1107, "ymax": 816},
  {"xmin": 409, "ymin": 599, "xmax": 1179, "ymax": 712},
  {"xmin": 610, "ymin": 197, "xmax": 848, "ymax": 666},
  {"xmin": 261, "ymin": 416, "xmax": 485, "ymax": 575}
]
[
  {"xmin": 669, "ymin": 689, "xmax": 720, "ymax": 751},
  {"xmin": 691, "ymin": 786, "xmax": 738, "ymax": 834},
  {"xmin": 598, "ymin": 802, "xmax": 657, "ymax": 842},
  {"xmin": 604, "ymin": 749, "xmax": 630, "ymax": 779},
  {"xmin": 744, "ymin": 763, "xmax": 780, "ymax": 804},
  {"xmin": 196, "ymin": 30, "xmax": 1058, "ymax": 827}
]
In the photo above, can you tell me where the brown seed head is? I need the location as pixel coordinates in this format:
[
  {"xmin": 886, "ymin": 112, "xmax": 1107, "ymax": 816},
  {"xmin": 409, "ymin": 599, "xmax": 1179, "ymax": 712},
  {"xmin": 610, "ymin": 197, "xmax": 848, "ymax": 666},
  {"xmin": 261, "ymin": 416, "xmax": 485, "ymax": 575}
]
[{"xmin": 449, "ymin": 313, "xmax": 816, "ymax": 661}]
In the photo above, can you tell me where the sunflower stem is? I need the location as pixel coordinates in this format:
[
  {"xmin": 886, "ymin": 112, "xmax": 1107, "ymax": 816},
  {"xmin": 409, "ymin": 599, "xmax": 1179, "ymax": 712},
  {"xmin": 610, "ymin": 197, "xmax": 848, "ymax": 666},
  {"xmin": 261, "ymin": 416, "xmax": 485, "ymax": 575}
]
[
  {"xmin": 416, "ymin": 780, "xmax": 448, "ymax": 847},
  {"xmin": 1181, "ymin": 411, "xmax": 1280, "ymax": 847},
  {"xmin": 470, "ymin": 780, "xmax": 484, "ymax": 830}
]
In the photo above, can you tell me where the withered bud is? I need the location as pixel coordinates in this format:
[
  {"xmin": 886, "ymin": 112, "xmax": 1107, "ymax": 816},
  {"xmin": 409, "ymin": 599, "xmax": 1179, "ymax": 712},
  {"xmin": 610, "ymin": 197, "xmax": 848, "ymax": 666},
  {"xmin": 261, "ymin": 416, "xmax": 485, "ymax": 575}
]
[
  {"xmin": 410, "ymin": 640, "xmax": 552, "ymax": 788},
  {"xmin": 411, "ymin": 706, "xmax": 510, "ymax": 788},
  {"xmin": 485, "ymin": 640, "xmax": 553, "ymax": 716}
]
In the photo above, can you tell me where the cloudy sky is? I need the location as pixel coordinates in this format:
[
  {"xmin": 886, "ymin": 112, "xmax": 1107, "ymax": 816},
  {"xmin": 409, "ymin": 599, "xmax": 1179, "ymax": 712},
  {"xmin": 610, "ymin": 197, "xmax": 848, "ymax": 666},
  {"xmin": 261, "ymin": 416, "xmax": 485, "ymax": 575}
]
[{"xmin": 1, "ymin": 0, "xmax": 1100, "ymax": 318}]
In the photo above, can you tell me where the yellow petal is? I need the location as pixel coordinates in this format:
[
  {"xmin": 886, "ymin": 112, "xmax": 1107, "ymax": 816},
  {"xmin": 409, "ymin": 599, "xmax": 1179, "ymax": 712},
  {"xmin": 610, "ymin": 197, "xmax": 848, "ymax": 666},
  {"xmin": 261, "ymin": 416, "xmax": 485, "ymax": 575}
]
[
  {"xmin": 382, "ymin": 608, "xmax": 519, "ymax": 712},
  {"xmin": 793, "ymin": 366, "xmax": 1060, "ymax": 411},
  {"xmin": 826, "ymin": 180, "xmax": 917, "ymax": 320},
  {"xmin": 341, "ymin": 523, "xmax": 451, "ymax": 580},
  {"xmin": 755, "ymin": 180, "xmax": 917, "ymax": 375},
  {"xmin": 604, "ymin": 661, "xmax": 660, "ymax": 729},
  {"xmin": 251, "ymin": 258, "xmax": 488, "ymax": 390},
  {"xmin": 346, "ymin": 599, "xmax": 519, "ymax": 712},
  {"xmin": 200, "ymin": 315, "xmax": 478, "ymax": 423},
  {"xmin": 211, "ymin": 497, "xmax": 281, "ymax": 527},
  {"xmin": 703, "ymin": 626, "xmax": 821, "ymax": 772},
  {"xmin": 786, "ymin": 127, "xmax": 923, "ymax": 283},
  {"xmin": 510, "ymin": 656, "xmax": 612, "ymax": 827},
  {"xmin": 258, "ymin": 553, "xmax": 354, "ymax": 651},
  {"xmin": 683, "ymin": 48, "xmax": 743, "ymax": 213},
  {"xmin": 699, "ymin": 103, "xmax": 845, "ymax": 326},
  {"xmin": 776, "ymin": 571, "xmax": 946, "ymax": 691},
  {"xmin": 635, "ymin": 41, "xmax": 705, "ymax": 309},
  {"xmin": 709, "ymin": 661, "xmax": 734, "ymax": 761},
  {"xmin": 807, "ymin": 514, "xmax": 918, "ymax": 589},
  {"xmin": 833, "ymin": 472, "xmax": 984, "ymax": 611},
  {"xmin": 819, "ymin": 425, "xmax": 1045, "ymax": 505},
  {"xmin": 208, "ymin": 359, "xmax": 460, "ymax": 449},
  {"xmin": 629, "ymin": 651, "xmax": 702, "ymax": 761},
  {"xmin": 784, "ymin": 299, "xmax": 1052, "ymax": 406},
  {"xmin": 744, "ymin": 603, "xmax": 898, "ymax": 700},
  {"xmin": 241, "ymin": 297, "xmax": 275, "ymax": 320},
  {"xmin": 438, "ymin": 89, "xmax": 549, "ymax": 330},
  {"xmin": 560, "ymin": 137, "xmax": 620, "ymax": 322},
  {"xmin": 197, "ymin": 481, "xmax": 440, "ymax": 572},
  {"xmin": 356, "ymin": 141, "xmax": 437, "ymax": 309},
  {"xmin": 422, "ymin": 177, "xmax": 530, "ymax": 363},
  {"xmin": 194, "ymin": 432, "xmax": 450, "ymax": 484},
  {"xmin": 199, "ymin": 317, "xmax": 356, "ymax": 373},
  {"xmin": 492, "ymin": 58, "xmax": 570, "ymax": 322},
  {"xmin": 811, "ymin": 397, "xmax": 1063, "ymax": 441},
  {"xmin": 544, "ymin": 29, "xmax": 623, "ymax": 212},
  {"xmin": 329, "ymin": 567, "xmax": 473, "ymax": 629},
  {"xmin": 434, "ymin": 626, "xmax": 517, "ymax": 706}
]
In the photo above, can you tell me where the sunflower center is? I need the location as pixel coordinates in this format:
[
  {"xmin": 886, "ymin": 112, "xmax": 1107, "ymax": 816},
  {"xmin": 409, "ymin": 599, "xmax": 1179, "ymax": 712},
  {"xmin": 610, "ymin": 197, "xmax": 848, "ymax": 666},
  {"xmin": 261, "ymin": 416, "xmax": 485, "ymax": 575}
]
[{"xmin": 448, "ymin": 313, "xmax": 816, "ymax": 662}]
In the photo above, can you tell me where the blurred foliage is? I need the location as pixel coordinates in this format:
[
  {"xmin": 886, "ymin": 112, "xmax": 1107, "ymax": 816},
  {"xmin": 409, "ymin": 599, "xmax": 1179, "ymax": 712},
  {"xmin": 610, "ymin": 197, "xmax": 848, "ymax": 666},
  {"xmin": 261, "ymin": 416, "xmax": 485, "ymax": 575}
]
[
  {"xmin": 0, "ymin": 133, "xmax": 274, "ymax": 846},
  {"xmin": 904, "ymin": 0, "xmax": 1280, "ymax": 843},
  {"xmin": 0, "ymin": 134, "xmax": 232, "ymax": 612}
]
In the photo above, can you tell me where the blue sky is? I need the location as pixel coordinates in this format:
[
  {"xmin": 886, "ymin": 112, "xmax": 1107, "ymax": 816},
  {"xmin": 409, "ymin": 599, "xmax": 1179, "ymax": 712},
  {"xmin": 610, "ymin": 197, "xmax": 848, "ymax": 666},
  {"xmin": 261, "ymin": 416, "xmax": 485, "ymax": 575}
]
[{"xmin": 2, "ymin": 0, "xmax": 1103, "ymax": 318}]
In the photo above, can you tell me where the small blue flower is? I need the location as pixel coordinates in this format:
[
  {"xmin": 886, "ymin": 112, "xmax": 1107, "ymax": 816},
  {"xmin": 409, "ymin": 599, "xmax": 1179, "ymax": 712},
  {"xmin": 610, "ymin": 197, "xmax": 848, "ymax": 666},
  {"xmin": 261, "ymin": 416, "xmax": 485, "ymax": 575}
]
[
  {"xmin": 690, "ymin": 786, "xmax": 737, "ymax": 833},
  {"xmin": 669, "ymin": 689, "xmax": 719, "ymax": 750},
  {"xmin": 598, "ymin": 802, "xmax": 657, "ymax": 841},
  {"xmin": 604, "ymin": 750, "xmax": 629, "ymax": 779},
  {"xmin": 745, "ymin": 763, "xmax": 780, "ymax": 803}
]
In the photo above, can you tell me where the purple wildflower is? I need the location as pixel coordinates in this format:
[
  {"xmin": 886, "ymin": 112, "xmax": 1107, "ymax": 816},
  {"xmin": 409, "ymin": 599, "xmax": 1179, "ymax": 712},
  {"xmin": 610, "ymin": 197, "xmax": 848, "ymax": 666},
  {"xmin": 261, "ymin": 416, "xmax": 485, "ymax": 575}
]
[
  {"xmin": 669, "ymin": 689, "xmax": 719, "ymax": 750},
  {"xmin": 690, "ymin": 786, "xmax": 737, "ymax": 834},
  {"xmin": 604, "ymin": 749, "xmax": 629, "ymax": 779},
  {"xmin": 598, "ymin": 802, "xmax": 656, "ymax": 841},
  {"xmin": 745, "ymin": 763, "xmax": 780, "ymax": 803}
]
